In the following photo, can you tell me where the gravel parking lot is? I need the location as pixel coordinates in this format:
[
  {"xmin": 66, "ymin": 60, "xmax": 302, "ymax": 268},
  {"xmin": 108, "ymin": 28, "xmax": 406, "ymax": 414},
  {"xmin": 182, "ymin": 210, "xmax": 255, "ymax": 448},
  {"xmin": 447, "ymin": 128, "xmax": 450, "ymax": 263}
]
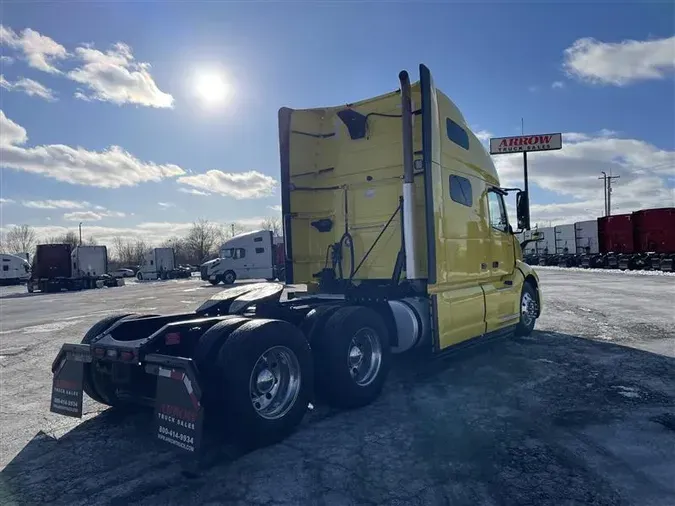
[{"xmin": 1, "ymin": 270, "xmax": 674, "ymax": 505}]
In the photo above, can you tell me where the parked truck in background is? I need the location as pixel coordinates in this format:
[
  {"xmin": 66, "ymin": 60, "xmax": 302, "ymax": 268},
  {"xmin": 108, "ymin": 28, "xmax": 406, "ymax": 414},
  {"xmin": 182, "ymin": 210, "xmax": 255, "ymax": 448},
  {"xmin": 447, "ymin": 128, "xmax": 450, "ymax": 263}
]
[
  {"xmin": 0, "ymin": 253, "xmax": 31, "ymax": 285},
  {"xmin": 71, "ymin": 246, "xmax": 110, "ymax": 289},
  {"xmin": 200, "ymin": 230, "xmax": 285, "ymax": 285},
  {"xmin": 135, "ymin": 247, "xmax": 191, "ymax": 280},
  {"xmin": 28, "ymin": 244, "xmax": 123, "ymax": 293}
]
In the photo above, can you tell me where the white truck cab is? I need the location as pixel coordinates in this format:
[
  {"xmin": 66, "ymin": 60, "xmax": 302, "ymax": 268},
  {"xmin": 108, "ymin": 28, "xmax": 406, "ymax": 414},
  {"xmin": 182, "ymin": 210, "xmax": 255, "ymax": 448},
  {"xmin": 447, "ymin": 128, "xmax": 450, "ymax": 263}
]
[
  {"xmin": 200, "ymin": 230, "xmax": 277, "ymax": 285},
  {"xmin": 0, "ymin": 253, "xmax": 31, "ymax": 285},
  {"xmin": 137, "ymin": 248, "xmax": 176, "ymax": 281}
]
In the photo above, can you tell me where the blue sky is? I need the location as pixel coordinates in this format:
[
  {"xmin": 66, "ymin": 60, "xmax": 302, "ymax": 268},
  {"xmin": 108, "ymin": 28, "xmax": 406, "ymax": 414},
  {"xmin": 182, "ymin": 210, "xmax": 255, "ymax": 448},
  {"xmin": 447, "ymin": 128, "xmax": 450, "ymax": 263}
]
[{"xmin": 1, "ymin": 1, "xmax": 674, "ymax": 242}]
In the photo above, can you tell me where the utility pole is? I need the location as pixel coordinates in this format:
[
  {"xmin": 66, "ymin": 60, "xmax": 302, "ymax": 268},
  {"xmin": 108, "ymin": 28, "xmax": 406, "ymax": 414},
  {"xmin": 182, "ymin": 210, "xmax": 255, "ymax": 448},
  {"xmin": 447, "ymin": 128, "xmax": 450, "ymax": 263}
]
[
  {"xmin": 79, "ymin": 222, "xmax": 83, "ymax": 246},
  {"xmin": 598, "ymin": 171, "xmax": 620, "ymax": 217},
  {"xmin": 598, "ymin": 172, "xmax": 607, "ymax": 217},
  {"xmin": 606, "ymin": 172, "xmax": 620, "ymax": 216}
]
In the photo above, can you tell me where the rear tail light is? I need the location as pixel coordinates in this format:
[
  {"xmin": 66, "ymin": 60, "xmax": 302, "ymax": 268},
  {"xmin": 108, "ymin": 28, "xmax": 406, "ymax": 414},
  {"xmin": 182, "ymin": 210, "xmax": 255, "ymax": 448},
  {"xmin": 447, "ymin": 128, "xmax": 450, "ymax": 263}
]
[
  {"xmin": 120, "ymin": 350, "xmax": 135, "ymax": 362},
  {"xmin": 93, "ymin": 347, "xmax": 105, "ymax": 358},
  {"xmin": 165, "ymin": 332, "xmax": 181, "ymax": 345}
]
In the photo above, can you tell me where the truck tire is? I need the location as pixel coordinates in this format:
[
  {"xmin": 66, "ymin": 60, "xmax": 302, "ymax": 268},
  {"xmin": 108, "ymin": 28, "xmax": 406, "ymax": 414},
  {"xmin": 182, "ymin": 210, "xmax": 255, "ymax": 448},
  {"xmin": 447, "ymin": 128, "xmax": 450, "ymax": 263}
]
[
  {"xmin": 312, "ymin": 306, "xmax": 391, "ymax": 409},
  {"xmin": 223, "ymin": 271, "xmax": 236, "ymax": 285},
  {"xmin": 193, "ymin": 316, "xmax": 250, "ymax": 391},
  {"xmin": 515, "ymin": 282, "xmax": 538, "ymax": 337},
  {"xmin": 136, "ymin": 272, "xmax": 143, "ymax": 281},
  {"xmin": 299, "ymin": 304, "xmax": 341, "ymax": 344},
  {"xmin": 208, "ymin": 278, "xmax": 220, "ymax": 285},
  {"xmin": 214, "ymin": 319, "xmax": 313, "ymax": 448},
  {"xmin": 81, "ymin": 313, "xmax": 137, "ymax": 407}
]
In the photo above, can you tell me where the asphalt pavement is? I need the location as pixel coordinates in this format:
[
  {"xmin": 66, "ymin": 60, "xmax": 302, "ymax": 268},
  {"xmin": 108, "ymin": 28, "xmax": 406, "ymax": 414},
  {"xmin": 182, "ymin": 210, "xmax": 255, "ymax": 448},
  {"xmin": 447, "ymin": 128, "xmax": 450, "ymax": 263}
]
[{"xmin": 0, "ymin": 270, "xmax": 673, "ymax": 505}]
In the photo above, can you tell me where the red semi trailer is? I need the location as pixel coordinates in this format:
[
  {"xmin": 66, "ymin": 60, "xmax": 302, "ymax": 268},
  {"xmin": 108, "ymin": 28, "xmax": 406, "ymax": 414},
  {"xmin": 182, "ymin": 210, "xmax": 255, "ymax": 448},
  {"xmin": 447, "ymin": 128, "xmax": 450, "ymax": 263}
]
[{"xmin": 526, "ymin": 207, "xmax": 675, "ymax": 271}]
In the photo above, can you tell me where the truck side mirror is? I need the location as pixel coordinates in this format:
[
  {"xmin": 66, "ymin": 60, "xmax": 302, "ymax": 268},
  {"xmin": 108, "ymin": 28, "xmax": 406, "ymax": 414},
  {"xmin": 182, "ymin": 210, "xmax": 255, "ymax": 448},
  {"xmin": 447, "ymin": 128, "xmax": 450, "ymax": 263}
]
[{"xmin": 516, "ymin": 190, "xmax": 530, "ymax": 231}]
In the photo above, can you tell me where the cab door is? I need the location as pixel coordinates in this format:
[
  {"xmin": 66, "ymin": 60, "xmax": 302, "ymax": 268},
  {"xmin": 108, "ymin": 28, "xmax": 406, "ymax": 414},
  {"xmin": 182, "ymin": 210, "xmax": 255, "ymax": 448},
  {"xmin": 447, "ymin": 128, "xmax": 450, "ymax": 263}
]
[
  {"xmin": 420, "ymin": 64, "xmax": 487, "ymax": 350},
  {"xmin": 483, "ymin": 189, "xmax": 521, "ymax": 332}
]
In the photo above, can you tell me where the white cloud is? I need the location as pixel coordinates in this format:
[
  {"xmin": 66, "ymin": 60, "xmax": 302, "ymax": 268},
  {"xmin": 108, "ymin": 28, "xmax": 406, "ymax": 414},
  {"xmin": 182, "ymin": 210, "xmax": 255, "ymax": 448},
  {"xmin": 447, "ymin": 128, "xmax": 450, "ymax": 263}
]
[
  {"xmin": 0, "ymin": 109, "xmax": 185, "ymax": 188},
  {"xmin": 0, "ymin": 198, "xmax": 15, "ymax": 205},
  {"xmin": 563, "ymin": 36, "xmax": 675, "ymax": 86},
  {"xmin": 0, "ymin": 74, "xmax": 56, "ymax": 101},
  {"xmin": 551, "ymin": 81, "xmax": 565, "ymax": 89},
  {"xmin": 528, "ymin": 86, "xmax": 539, "ymax": 93},
  {"xmin": 22, "ymin": 199, "xmax": 89, "ymax": 209},
  {"xmin": 0, "ymin": 110, "xmax": 27, "ymax": 145},
  {"xmin": 63, "ymin": 211, "xmax": 103, "ymax": 222},
  {"xmin": 493, "ymin": 131, "xmax": 675, "ymax": 225},
  {"xmin": 68, "ymin": 42, "xmax": 173, "ymax": 108},
  {"xmin": 0, "ymin": 25, "xmax": 68, "ymax": 74},
  {"xmin": 178, "ymin": 188, "xmax": 210, "ymax": 196},
  {"xmin": 1, "ymin": 55, "xmax": 14, "ymax": 64},
  {"xmin": 158, "ymin": 202, "xmax": 175, "ymax": 208},
  {"xmin": 474, "ymin": 130, "xmax": 492, "ymax": 143},
  {"xmin": 177, "ymin": 170, "xmax": 278, "ymax": 199},
  {"xmin": 267, "ymin": 205, "xmax": 282, "ymax": 212}
]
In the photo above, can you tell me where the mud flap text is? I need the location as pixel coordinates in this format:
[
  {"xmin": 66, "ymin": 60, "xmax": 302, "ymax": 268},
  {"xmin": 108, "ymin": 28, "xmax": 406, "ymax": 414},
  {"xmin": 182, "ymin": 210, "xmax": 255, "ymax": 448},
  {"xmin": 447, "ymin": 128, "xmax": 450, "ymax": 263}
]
[
  {"xmin": 153, "ymin": 367, "xmax": 204, "ymax": 455},
  {"xmin": 50, "ymin": 359, "xmax": 84, "ymax": 418}
]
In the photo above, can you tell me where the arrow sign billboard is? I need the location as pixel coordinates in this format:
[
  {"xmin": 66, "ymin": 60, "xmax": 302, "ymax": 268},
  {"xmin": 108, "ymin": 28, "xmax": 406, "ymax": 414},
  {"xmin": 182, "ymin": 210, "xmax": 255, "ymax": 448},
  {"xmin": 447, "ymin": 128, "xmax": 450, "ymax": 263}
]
[{"xmin": 490, "ymin": 133, "xmax": 562, "ymax": 155}]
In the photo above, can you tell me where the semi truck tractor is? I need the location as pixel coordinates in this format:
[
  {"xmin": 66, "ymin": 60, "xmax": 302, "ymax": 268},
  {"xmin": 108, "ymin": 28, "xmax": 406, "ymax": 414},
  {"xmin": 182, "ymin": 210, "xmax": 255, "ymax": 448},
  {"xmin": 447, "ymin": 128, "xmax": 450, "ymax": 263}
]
[
  {"xmin": 0, "ymin": 253, "xmax": 30, "ymax": 285},
  {"xmin": 28, "ymin": 244, "xmax": 122, "ymax": 293},
  {"xmin": 200, "ymin": 230, "xmax": 285, "ymax": 285},
  {"xmin": 48, "ymin": 65, "xmax": 541, "ymax": 455}
]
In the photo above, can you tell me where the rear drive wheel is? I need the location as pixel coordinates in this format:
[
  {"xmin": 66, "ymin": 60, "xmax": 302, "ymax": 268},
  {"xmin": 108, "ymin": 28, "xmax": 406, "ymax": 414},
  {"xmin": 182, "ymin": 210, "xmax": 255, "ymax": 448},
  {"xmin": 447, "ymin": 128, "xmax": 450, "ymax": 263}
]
[
  {"xmin": 208, "ymin": 278, "xmax": 220, "ymax": 286},
  {"xmin": 223, "ymin": 271, "xmax": 236, "ymax": 285},
  {"xmin": 299, "ymin": 305, "xmax": 341, "ymax": 344},
  {"xmin": 81, "ymin": 313, "xmax": 137, "ymax": 407},
  {"xmin": 215, "ymin": 319, "xmax": 313, "ymax": 448},
  {"xmin": 193, "ymin": 316, "xmax": 250, "ymax": 407},
  {"xmin": 136, "ymin": 272, "xmax": 143, "ymax": 281},
  {"xmin": 312, "ymin": 306, "xmax": 391, "ymax": 409},
  {"xmin": 515, "ymin": 282, "xmax": 538, "ymax": 337}
]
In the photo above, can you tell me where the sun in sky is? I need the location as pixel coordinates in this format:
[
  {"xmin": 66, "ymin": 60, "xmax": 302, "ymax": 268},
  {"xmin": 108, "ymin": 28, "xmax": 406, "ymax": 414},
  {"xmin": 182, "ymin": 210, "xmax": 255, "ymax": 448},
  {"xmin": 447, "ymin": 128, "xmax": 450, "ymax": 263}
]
[{"xmin": 193, "ymin": 69, "xmax": 232, "ymax": 106}]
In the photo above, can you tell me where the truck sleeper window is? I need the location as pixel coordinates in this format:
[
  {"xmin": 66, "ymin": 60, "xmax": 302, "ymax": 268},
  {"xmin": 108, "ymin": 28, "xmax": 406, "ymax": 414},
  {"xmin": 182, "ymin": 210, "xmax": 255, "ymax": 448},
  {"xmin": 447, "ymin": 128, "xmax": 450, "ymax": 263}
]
[
  {"xmin": 449, "ymin": 175, "xmax": 473, "ymax": 207},
  {"xmin": 255, "ymin": 247, "xmax": 265, "ymax": 254},
  {"xmin": 488, "ymin": 191, "xmax": 509, "ymax": 233},
  {"xmin": 446, "ymin": 118, "xmax": 469, "ymax": 150}
]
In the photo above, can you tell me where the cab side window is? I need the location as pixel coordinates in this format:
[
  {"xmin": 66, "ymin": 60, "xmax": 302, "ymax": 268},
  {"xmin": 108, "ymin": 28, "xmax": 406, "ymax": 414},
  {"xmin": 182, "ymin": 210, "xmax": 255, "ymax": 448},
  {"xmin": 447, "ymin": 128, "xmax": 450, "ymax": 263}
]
[
  {"xmin": 222, "ymin": 249, "xmax": 233, "ymax": 259},
  {"xmin": 233, "ymin": 248, "xmax": 246, "ymax": 260},
  {"xmin": 449, "ymin": 175, "xmax": 472, "ymax": 207},
  {"xmin": 487, "ymin": 191, "xmax": 509, "ymax": 233}
]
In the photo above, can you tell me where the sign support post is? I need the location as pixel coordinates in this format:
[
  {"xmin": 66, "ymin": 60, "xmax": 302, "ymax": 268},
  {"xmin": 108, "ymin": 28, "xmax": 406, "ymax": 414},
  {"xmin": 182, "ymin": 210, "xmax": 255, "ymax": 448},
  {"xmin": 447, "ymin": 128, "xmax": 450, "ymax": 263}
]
[{"xmin": 523, "ymin": 151, "xmax": 530, "ymax": 232}]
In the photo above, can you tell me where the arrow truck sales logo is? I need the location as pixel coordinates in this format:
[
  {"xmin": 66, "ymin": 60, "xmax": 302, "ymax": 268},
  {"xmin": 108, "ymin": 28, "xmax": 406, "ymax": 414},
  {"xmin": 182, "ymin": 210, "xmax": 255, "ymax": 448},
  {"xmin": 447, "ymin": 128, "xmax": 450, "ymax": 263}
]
[{"xmin": 490, "ymin": 133, "xmax": 562, "ymax": 155}]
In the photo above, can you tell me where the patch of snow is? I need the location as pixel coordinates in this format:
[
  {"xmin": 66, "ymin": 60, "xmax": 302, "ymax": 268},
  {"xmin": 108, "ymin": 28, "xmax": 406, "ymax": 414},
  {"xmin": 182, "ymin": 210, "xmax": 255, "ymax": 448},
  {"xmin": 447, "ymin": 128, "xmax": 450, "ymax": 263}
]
[
  {"xmin": 19, "ymin": 320, "xmax": 81, "ymax": 334},
  {"xmin": 613, "ymin": 385, "xmax": 641, "ymax": 399},
  {"xmin": 535, "ymin": 266, "xmax": 675, "ymax": 277}
]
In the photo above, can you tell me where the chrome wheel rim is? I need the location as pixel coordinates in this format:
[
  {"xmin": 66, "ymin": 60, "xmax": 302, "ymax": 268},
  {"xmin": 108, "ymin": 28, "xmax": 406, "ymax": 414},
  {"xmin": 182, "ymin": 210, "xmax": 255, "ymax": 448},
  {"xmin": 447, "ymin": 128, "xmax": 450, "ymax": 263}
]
[
  {"xmin": 249, "ymin": 346, "xmax": 301, "ymax": 420},
  {"xmin": 521, "ymin": 291, "xmax": 537, "ymax": 326},
  {"xmin": 347, "ymin": 327, "xmax": 382, "ymax": 387}
]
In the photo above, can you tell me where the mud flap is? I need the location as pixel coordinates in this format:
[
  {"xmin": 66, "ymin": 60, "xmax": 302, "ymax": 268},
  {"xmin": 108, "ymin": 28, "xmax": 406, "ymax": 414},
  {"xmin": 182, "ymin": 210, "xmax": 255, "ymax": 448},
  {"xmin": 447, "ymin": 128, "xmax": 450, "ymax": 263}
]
[
  {"xmin": 145, "ymin": 354, "xmax": 204, "ymax": 455},
  {"xmin": 50, "ymin": 344, "xmax": 91, "ymax": 418}
]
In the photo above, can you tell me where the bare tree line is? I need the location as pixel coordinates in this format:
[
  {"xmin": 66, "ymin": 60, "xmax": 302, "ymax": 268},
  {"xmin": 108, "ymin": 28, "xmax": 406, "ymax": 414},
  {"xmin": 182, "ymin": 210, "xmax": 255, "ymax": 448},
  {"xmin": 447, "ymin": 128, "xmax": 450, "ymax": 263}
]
[{"xmin": 0, "ymin": 218, "xmax": 281, "ymax": 267}]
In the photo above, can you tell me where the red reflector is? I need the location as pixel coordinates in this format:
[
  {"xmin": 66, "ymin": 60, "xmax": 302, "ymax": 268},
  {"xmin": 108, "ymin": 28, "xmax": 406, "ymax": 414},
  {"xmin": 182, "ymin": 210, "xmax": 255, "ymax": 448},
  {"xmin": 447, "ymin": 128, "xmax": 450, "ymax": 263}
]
[
  {"xmin": 165, "ymin": 332, "xmax": 181, "ymax": 345},
  {"xmin": 93, "ymin": 347, "xmax": 105, "ymax": 358},
  {"xmin": 120, "ymin": 351, "xmax": 135, "ymax": 361}
]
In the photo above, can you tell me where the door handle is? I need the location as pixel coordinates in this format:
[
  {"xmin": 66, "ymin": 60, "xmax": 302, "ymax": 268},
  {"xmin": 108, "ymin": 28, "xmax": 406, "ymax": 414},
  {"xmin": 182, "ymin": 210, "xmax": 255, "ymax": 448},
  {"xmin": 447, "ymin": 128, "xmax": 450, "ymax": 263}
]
[
  {"xmin": 481, "ymin": 263, "xmax": 487, "ymax": 270},
  {"xmin": 492, "ymin": 261, "xmax": 499, "ymax": 268}
]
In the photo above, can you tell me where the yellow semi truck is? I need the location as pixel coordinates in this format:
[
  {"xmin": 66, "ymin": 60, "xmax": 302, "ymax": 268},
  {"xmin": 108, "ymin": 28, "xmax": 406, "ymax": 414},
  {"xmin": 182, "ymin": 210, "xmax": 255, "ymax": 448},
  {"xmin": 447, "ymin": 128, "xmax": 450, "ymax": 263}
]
[{"xmin": 49, "ymin": 65, "xmax": 541, "ymax": 454}]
